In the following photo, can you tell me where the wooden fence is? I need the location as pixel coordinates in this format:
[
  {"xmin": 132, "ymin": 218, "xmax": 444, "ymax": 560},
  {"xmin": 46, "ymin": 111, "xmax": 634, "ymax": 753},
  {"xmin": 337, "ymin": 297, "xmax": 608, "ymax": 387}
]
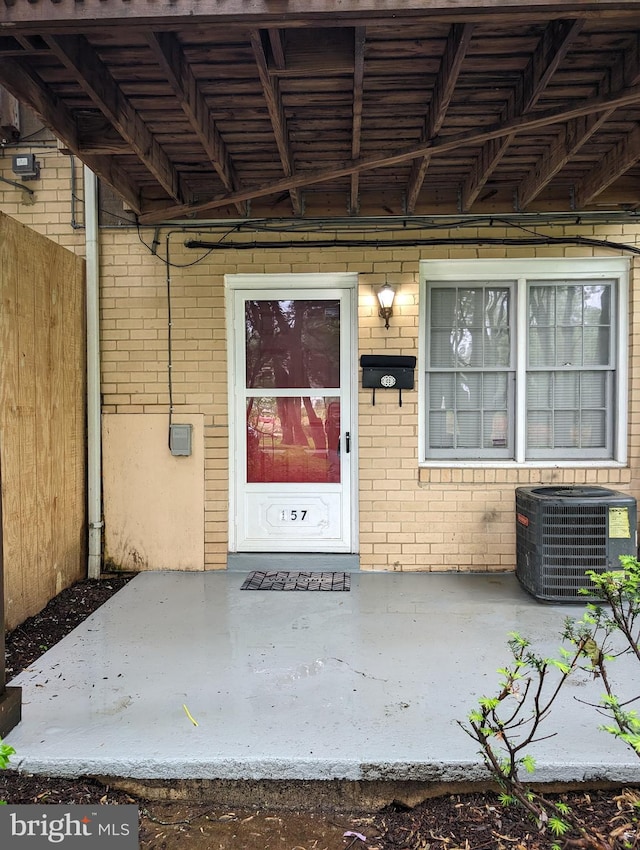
[{"xmin": 0, "ymin": 213, "xmax": 86, "ymax": 630}]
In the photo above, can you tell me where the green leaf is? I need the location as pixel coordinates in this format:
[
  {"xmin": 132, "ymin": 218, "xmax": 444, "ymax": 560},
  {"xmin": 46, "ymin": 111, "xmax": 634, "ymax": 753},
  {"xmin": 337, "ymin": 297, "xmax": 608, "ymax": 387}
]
[
  {"xmin": 521, "ymin": 754, "xmax": 536, "ymax": 774},
  {"xmin": 549, "ymin": 816, "xmax": 570, "ymax": 837}
]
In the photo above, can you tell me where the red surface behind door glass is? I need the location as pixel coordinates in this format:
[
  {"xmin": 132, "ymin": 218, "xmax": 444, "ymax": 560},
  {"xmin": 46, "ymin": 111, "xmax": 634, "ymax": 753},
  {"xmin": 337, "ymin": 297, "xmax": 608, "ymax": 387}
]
[
  {"xmin": 246, "ymin": 397, "xmax": 341, "ymax": 483},
  {"xmin": 245, "ymin": 299, "xmax": 341, "ymax": 483}
]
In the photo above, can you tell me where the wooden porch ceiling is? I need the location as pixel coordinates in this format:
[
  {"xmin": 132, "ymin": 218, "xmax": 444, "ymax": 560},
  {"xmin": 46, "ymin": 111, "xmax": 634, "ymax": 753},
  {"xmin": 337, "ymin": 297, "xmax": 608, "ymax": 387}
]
[{"xmin": 2, "ymin": 1, "xmax": 640, "ymax": 223}]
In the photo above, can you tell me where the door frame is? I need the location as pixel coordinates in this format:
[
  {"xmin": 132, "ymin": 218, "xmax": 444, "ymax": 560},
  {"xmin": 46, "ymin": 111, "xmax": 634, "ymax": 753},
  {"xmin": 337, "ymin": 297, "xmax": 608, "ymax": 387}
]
[{"xmin": 224, "ymin": 272, "xmax": 359, "ymax": 553}]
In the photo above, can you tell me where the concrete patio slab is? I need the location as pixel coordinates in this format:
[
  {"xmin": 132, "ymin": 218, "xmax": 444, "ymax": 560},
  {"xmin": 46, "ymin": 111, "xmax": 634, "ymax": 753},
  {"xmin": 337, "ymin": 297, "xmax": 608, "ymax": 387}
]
[{"xmin": 5, "ymin": 571, "xmax": 639, "ymax": 789}]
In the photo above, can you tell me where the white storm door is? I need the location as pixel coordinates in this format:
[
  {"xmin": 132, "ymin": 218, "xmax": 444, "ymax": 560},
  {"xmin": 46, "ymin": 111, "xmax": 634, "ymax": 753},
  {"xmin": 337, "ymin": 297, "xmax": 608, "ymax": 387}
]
[{"xmin": 228, "ymin": 277, "xmax": 356, "ymax": 552}]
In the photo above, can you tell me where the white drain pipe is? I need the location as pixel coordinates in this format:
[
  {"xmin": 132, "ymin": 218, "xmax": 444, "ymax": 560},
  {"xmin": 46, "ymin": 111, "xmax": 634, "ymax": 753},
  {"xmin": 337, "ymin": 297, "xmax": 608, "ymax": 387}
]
[{"xmin": 84, "ymin": 166, "xmax": 102, "ymax": 579}]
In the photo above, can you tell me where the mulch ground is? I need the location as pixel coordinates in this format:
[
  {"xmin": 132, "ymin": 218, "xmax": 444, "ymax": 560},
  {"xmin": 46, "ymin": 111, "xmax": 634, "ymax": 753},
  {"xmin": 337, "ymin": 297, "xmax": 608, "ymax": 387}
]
[{"xmin": 1, "ymin": 576, "xmax": 638, "ymax": 849}]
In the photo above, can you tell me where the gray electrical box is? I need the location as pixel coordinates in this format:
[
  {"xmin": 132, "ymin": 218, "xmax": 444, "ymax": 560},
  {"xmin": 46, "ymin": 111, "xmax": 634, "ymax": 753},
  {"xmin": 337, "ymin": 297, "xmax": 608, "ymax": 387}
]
[{"xmin": 169, "ymin": 423, "xmax": 193, "ymax": 456}]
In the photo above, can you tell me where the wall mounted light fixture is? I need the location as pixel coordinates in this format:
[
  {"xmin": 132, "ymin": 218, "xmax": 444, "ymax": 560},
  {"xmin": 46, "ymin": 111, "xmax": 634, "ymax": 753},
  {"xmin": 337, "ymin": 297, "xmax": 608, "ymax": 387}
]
[{"xmin": 377, "ymin": 283, "xmax": 395, "ymax": 329}]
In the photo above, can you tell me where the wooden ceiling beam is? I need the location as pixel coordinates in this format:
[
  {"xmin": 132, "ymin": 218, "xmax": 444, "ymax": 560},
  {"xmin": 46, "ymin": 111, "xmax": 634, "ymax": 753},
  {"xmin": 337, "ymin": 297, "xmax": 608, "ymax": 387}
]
[
  {"xmin": 519, "ymin": 36, "xmax": 640, "ymax": 209},
  {"xmin": 406, "ymin": 22, "xmax": 474, "ymax": 214},
  {"xmin": 45, "ymin": 33, "xmax": 182, "ymax": 203},
  {"xmin": 268, "ymin": 28, "xmax": 286, "ymax": 71},
  {"xmin": 349, "ymin": 26, "xmax": 366, "ymax": 215},
  {"xmin": 517, "ymin": 113, "xmax": 613, "ymax": 210},
  {"xmin": 575, "ymin": 124, "xmax": 640, "ymax": 208},
  {"xmin": 250, "ymin": 29, "xmax": 302, "ymax": 216},
  {"xmin": 138, "ymin": 79, "xmax": 640, "ymax": 223},
  {"xmin": 146, "ymin": 31, "xmax": 246, "ymax": 215},
  {"xmin": 0, "ymin": 55, "xmax": 141, "ymax": 211},
  {"xmin": 1, "ymin": 1, "xmax": 637, "ymax": 26},
  {"xmin": 461, "ymin": 17, "xmax": 583, "ymax": 211}
]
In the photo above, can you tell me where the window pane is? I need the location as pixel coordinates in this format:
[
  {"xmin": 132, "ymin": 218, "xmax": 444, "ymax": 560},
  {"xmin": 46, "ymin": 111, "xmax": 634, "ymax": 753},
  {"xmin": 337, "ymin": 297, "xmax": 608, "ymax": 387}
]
[
  {"xmin": 456, "ymin": 372, "xmax": 480, "ymax": 409},
  {"xmin": 484, "ymin": 372, "xmax": 508, "ymax": 408},
  {"xmin": 430, "ymin": 330, "xmax": 456, "ymax": 368},
  {"xmin": 429, "ymin": 373, "xmax": 455, "ymax": 410},
  {"xmin": 555, "ymin": 285, "xmax": 583, "ymax": 325},
  {"xmin": 527, "ymin": 372, "xmax": 552, "ymax": 408},
  {"xmin": 485, "ymin": 410, "xmax": 509, "ymax": 449},
  {"xmin": 553, "ymin": 411, "xmax": 580, "ymax": 447},
  {"xmin": 246, "ymin": 396, "xmax": 341, "ymax": 483},
  {"xmin": 457, "ymin": 412, "xmax": 481, "ymax": 447},
  {"xmin": 484, "ymin": 328, "xmax": 511, "ymax": 367},
  {"xmin": 554, "ymin": 372, "xmax": 578, "ymax": 408},
  {"xmin": 529, "ymin": 286, "xmax": 555, "ymax": 327},
  {"xmin": 584, "ymin": 284, "xmax": 611, "ymax": 325},
  {"xmin": 581, "ymin": 372, "xmax": 606, "ymax": 407},
  {"xmin": 430, "ymin": 288, "xmax": 457, "ymax": 326},
  {"xmin": 429, "ymin": 411, "xmax": 454, "ymax": 448},
  {"xmin": 529, "ymin": 328, "xmax": 556, "ymax": 367},
  {"xmin": 246, "ymin": 300, "xmax": 340, "ymax": 388},
  {"xmin": 556, "ymin": 327, "xmax": 582, "ymax": 366},
  {"xmin": 583, "ymin": 327, "xmax": 610, "ymax": 366},
  {"xmin": 528, "ymin": 412, "xmax": 552, "ymax": 448},
  {"xmin": 581, "ymin": 411, "xmax": 606, "ymax": 447}
]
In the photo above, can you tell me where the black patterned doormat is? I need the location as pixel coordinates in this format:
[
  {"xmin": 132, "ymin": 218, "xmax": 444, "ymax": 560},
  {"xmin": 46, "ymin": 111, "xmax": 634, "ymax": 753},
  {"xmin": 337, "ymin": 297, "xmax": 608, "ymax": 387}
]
[{"xmin": 241, "ymin": 571, "xmax": 350, "ymax": 591}]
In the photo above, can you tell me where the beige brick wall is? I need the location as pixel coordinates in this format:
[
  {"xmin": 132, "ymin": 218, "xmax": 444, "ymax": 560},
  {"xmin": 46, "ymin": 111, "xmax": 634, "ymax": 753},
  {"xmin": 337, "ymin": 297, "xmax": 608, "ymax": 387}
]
[{"xmin": 3, "ymin": 154, "xmax": 640, "ymax": 572}]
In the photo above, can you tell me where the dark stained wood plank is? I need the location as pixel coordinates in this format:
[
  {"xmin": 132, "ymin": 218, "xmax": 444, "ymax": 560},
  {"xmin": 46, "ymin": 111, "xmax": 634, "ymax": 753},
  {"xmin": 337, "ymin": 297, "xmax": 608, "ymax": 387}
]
[
  {"xmin": 575, "ymin": 123, "xmax": 640, "ymax": 206},
  {"xmin": 250, "ymin": 29, "xmax": 302, "ymax": 216},
  {"xmin": 349, "ymin": 26, "xmax": 366, "ymax": 215},
  {"xmin": 0, "ymin": 55, "xmax": 141, "ymax": 211},
  {"xmin": 45, "ymin": 33, "xmax": 182, "ymax": 202},
  {"xmin": 518, "ymin": 35, "xmax": 640, "ymax": 209},
  {"xmin": 406, "ymin": 22, "xmax": 474, "ymax": 214},
  {"xmin": 146, "ymin": 30, "xmax": 246, "ymax": 215},
  {"xmin": 461, "ymin": 17, "xmax": 583, "ymax": 211},
  {"xmin": 138, "ymin": 78, "xmax": 640, "ymax": 222}
]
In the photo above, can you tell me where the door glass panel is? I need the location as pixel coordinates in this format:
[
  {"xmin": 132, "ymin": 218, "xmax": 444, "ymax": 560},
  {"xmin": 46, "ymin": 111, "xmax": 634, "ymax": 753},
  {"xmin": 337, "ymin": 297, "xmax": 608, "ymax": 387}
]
[
  {"xmin": 245, "ymin": 300, "xmax": 340, "ymax": 388},
  {"xmin": 246, "ymin": 396, "xmax": 341, "ymax": 483}
]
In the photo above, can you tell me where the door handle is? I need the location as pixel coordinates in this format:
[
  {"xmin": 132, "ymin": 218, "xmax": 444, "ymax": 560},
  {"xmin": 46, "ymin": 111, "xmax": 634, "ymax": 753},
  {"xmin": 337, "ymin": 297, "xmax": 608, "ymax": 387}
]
[{"xmin": 345, "ymin": 431, "xmax": 350, "ymax": 453}]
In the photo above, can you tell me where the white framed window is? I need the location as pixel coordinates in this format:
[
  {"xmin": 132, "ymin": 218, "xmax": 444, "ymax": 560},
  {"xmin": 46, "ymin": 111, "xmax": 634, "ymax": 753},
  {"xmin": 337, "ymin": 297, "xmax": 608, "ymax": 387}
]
[{"xmin": 419, "ymin": 258, "xmax": 629, "ymax": 465}]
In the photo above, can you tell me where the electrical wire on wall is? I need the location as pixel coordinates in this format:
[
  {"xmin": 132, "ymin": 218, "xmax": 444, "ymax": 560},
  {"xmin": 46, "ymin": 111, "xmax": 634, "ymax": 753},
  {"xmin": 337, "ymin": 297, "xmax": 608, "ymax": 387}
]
[
  {"xmin": 133, "ymin": 212, "xmax": 640, "ymax": 452},
  {"xmin": 131, "ymin": 214, "xmax": 640, "ymax": 258}
]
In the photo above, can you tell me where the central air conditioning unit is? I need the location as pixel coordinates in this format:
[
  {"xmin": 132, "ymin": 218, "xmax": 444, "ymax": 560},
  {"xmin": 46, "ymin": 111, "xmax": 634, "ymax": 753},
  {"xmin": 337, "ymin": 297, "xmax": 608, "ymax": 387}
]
[{"xmin": 515, "ymin": 485, "xmax": 637, "ymax": 602}]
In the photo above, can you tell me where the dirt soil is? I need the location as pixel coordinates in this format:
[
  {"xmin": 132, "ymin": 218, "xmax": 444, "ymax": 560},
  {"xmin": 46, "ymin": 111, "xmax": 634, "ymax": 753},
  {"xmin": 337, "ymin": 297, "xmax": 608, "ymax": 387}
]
[{"xmin": 1, "ymin": 576, "xmax": 639, "ymax": 850}]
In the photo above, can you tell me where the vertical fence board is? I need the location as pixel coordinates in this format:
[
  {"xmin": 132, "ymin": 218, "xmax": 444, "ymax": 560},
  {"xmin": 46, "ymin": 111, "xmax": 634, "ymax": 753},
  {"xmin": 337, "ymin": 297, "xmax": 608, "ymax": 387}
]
[
  {"xmin": 0, "ymin": 217, "xmax": 23, "ymax": 623},
  {"xmin": 17, "ymin": 234, "xmax": 38, "ymax": 619},
  {"xmin": 35, "ymin": 247, "xmax": 53, "ymax": 607},
  {"xmin": 0, "ymin": 213, "xmax": 86, "ymax": 630}
]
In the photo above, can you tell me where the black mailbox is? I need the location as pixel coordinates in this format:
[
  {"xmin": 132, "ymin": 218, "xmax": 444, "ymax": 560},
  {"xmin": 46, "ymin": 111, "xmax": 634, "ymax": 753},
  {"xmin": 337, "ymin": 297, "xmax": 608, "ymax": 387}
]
[{"xmin": 360, "ymin": 354, "xmax": 416, "ymax": 405}]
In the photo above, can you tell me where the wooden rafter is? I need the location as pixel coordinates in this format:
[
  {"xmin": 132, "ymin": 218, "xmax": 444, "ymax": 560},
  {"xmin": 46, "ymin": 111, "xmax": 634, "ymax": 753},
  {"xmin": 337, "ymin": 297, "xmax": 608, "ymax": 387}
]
[
  {"xmin": 349, "ymin": 26, "xmax": 366, "ymax": 215},
  {"xmin": 138, "ymin": 79, "xmax": 640, "ymax": 223},
  {"xmin": 575, "ymin": 124, "xmax": 640, "ymax": 208},
  {"xmin": 0, "ymin": 55, "xmax": 141, "ymax": 211},
  {"xmin": 519, "ymin": 37, "xmax": 640, "ymax": 209},
  {"xmin": 517, "ymin": 112, "xmax": 613, "ymax": 210},
  {"xmin": 146, "ymin": 31, "xmax": 246, "ymax": 216},
  {"xmin": 268, "ymin": 29, "xmax": 286, "ymax": 71},
  {"xmin": 45, "ymin": 33, "xmax": 182, "ymax": 203},
  {"xmin": 461, "ymin": 18, "xmax": 583, "ymax": 211},
  {"xmin": 250, "ymin": 29, "xmax": 303, "ymax": 216},
  {"xmin": 406, "ymin": 23, "xmax": 474, "ymax": 215}
]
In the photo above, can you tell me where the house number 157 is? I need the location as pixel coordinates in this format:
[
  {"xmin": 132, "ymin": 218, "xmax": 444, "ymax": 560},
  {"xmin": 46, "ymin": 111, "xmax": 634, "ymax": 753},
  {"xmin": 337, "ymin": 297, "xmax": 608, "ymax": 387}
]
[{"xmin": 280, "ymin": 509, "xmax": 307, "ymax": 521}]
